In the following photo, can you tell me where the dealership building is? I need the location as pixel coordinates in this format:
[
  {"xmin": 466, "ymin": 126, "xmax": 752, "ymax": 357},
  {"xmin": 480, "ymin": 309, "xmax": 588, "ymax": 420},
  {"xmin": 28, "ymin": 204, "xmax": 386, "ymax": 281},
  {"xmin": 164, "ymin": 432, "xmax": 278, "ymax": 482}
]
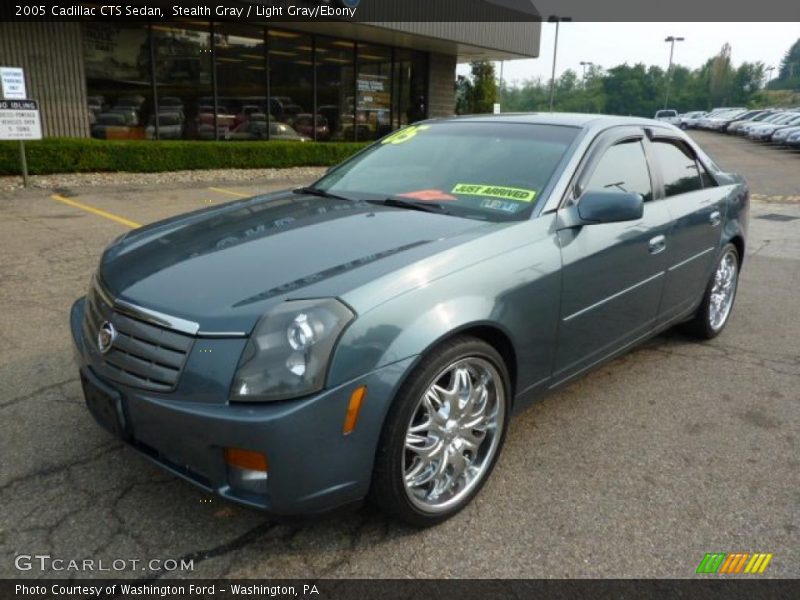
[{"xmin": 0, "ymin": 3, "xmax": 540, "ymax": 142}]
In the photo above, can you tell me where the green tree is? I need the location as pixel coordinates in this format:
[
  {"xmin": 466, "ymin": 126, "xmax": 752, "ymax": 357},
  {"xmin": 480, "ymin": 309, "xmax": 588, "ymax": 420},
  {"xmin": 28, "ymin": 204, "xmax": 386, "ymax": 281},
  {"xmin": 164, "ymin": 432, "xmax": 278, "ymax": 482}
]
[
  {"xmin": 772, "ymin": 38, "xmax": 800, "ymax": 90},
  {"xmin": 464, "ymin": 61, "xmax": 498, "ymax": 114},
  {"xmin": 708, "ymin": 43, "xmax": 734, "ymax": 106}
]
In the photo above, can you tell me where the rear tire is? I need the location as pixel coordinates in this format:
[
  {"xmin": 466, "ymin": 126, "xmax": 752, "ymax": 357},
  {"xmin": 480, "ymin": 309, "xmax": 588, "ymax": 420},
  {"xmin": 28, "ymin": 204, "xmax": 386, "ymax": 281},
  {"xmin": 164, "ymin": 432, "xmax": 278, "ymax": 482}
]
[
  {"xmin": 371, "ymin": 336, "xmax": 510, "ymax": 527},
  {"xmin": 681, "ymin": 244, "xmax": 740, "ymax": 339}
]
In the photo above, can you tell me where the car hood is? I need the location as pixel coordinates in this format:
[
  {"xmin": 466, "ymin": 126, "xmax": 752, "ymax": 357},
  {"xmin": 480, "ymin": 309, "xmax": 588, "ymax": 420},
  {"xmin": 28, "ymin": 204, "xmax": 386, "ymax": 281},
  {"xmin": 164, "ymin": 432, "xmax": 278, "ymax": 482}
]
[{"xmin": 99, "ymin": 191, "xmax": 495, "ymax": 332}]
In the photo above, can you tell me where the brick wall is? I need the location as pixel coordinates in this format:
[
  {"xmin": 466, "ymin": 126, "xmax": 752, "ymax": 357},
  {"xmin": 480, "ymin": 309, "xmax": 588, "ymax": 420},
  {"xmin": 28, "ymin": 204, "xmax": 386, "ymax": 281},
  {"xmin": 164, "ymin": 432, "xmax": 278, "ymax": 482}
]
[{"xmin": 427, "ymin": 52, "xmax": 457, "ymax": 119}]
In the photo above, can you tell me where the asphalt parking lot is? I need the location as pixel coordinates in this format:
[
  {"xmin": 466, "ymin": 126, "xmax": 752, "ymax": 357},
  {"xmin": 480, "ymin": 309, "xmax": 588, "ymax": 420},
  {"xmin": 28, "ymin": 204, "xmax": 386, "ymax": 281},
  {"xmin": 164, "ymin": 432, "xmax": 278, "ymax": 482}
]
[{"xmin": 0, "ymin": 131, "xmax": 798, "ymax": 579}]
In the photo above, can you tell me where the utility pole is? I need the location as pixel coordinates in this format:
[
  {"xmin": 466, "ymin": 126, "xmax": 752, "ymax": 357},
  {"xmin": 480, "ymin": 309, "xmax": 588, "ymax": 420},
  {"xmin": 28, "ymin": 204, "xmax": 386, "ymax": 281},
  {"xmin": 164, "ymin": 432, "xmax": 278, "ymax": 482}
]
[
  {"xmin": 548, "ymin": 17, "xmax": 571, "ymax": 112},
  {"xmin": 580, "ymin": 61, "xmax": 594, "ymax": 86},
  {"xmin": 764, "ymin": 66, "xmax": 775, "ymax": 89},
  {"xmin": 663, "ymin": 35, "xmax": 685, "ymax": 110}
]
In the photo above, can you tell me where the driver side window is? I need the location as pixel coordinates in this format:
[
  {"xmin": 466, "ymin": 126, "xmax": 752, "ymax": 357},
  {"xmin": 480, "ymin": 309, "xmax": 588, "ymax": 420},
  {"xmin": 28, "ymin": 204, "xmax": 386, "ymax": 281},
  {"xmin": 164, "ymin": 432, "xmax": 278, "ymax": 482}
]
[{"xmin": 584, "ymin": 140, "xmax": 653, "ymax": 202}]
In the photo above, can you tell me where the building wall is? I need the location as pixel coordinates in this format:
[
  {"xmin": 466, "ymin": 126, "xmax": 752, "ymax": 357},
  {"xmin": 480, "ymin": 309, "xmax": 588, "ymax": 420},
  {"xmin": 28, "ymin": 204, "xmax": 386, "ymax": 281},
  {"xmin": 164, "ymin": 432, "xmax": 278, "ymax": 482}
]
[
  {"xmin": 0, "ymin": 22, "xmax": 88, "ymax": 137},
  {"xmin": 427, "ymin": 52, "xmax": 457, "ymax": 118}
]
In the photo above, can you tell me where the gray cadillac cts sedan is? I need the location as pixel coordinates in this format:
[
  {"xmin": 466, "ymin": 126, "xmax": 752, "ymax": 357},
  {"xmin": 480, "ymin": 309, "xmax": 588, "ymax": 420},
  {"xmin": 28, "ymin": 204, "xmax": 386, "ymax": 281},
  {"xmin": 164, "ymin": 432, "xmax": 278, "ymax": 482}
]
[{"xmin": 71, "ymin": 114, "xmax": 748, "ymax": 526}]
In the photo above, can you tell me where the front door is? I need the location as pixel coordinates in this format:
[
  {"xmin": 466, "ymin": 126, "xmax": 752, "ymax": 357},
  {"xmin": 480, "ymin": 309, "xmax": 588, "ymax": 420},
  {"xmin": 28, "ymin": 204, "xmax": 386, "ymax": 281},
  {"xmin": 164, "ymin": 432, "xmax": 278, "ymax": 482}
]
[{"xmin": 553, "ymin": 132, "xmax": 672, "ymax": 382}]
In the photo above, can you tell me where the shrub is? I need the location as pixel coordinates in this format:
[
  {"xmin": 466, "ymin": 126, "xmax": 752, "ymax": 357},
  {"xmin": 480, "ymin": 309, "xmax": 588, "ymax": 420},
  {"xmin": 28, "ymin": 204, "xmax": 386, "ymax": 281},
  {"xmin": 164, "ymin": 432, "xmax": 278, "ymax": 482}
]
[{"xmin": 0, "ymin": 138, "xmax": 369, "ymax": 175}]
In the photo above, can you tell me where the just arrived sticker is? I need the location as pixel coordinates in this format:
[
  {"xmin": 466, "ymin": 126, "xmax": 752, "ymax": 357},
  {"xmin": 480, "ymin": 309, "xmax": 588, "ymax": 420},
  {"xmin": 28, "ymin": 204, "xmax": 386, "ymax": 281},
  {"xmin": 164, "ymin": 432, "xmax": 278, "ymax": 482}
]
[{"xmin": 451, "ymin": 183, "xmax": 537, "ymax": 202}]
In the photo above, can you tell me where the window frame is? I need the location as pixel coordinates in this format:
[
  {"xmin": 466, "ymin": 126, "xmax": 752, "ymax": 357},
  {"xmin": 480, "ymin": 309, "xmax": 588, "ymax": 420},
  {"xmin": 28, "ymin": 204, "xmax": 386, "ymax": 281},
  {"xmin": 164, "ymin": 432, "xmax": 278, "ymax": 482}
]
[
  {"xmin": 579, "ymin": 137, "xmax": 655, "ymax": 204},
  {"xmin": 559, "ymin": 125, "xmax": 651, "ymax": 210},
  {"xmin": 647, "ymin": 136, "xmax": 709, "ymax": 200}
]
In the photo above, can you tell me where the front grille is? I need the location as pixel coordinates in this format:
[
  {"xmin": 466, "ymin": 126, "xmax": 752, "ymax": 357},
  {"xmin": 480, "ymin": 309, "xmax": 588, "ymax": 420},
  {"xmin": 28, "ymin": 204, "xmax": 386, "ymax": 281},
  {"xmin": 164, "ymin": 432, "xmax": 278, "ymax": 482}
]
[{"xmin": 82, "ymin": 281, "xmax": 194, "ymax": 392}]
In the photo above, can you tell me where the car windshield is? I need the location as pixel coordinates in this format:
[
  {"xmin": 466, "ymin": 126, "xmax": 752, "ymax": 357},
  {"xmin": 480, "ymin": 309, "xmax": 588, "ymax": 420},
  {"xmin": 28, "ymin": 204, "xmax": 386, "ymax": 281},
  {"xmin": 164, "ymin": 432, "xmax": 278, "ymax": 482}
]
[
  {"xmin": 315, "ymin": 122, "xmax": 578, "ymax": 222},
  {"xmin": 656, "ymin": 110, "xmax": 677, "ymax": 117}
]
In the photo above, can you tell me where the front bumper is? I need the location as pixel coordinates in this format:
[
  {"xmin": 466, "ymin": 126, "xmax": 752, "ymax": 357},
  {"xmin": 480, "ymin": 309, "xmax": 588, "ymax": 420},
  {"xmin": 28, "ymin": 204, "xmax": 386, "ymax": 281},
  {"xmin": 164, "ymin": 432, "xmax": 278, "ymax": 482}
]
[{"xmin": 71, "ymin": 297, "xmax": 414, "ymax": 515}]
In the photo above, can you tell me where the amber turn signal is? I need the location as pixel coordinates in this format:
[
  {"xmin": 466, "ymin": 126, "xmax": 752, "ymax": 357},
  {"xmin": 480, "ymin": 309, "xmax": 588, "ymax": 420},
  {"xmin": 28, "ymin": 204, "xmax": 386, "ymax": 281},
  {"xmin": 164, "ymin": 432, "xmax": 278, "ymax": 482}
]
[
  {"xmin": 343, "ymin": 386, "xmax": 367, "ymax": 435},
  {"xmin": 224, "ymin": 447, "xmax": 269, "ymax": 472}
]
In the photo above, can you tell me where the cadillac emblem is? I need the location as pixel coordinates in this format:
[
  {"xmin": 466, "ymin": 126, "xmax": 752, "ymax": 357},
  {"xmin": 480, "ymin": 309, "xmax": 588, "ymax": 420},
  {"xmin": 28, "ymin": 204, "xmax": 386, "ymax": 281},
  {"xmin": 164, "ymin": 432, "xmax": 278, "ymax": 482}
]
[{"xmin": 97, "ymin": 321, "xmax": 117, "ymax": 354}]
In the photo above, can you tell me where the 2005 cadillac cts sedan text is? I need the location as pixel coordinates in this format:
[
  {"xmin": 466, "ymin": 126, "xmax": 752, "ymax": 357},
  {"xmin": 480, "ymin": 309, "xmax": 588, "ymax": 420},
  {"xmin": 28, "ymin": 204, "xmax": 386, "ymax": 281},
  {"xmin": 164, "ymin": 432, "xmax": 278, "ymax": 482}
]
[{"xmin": 71, "ymin": 114, "xmax": 748, "ymax": 526}]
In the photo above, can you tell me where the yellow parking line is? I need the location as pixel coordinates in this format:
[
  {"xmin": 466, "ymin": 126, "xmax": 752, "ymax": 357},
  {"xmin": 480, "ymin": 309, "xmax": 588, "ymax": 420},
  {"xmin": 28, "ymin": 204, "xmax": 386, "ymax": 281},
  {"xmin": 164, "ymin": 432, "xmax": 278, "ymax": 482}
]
[
  {"xmin": 208, "ymin": 186, "xmax": 249, "ymax": 198},
  {"xmin": 50, "ymin": 194, "xmax": 141, "ymax": 229}
]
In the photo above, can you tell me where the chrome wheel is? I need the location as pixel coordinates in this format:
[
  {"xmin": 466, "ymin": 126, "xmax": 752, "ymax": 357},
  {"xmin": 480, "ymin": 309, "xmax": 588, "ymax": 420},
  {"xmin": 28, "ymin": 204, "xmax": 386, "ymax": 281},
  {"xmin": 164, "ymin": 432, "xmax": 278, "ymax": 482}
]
[
  {"xmin": 402, "ymin": 357, "xmax": 505, "ymax": 514},
  {"xmin": 708, "ymin": 249, "xmax": 738, "ymax": 331}
]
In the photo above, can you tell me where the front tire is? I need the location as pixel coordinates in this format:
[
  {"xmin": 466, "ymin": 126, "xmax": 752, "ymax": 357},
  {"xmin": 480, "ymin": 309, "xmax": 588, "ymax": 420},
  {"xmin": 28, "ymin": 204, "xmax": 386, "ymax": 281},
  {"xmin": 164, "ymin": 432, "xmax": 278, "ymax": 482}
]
[
  {"xmin": 371, "ymin": 336, "xmax": 510, "ymax": 527},
  {"xmin": 682, "ymin": 244, "xmax": 740, "ymax": 339}
]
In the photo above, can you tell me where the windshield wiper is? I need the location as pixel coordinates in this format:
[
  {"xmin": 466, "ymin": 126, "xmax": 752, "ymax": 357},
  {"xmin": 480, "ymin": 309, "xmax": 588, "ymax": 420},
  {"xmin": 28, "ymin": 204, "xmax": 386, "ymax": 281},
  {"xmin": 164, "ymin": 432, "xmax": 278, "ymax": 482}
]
[
  {"xmin": 293, "ymin": 186, "xmax": 353, "ymax": 202},
  {"xmin": 366, "ymin": 197, "xmax": 453, "ymax": 215}
]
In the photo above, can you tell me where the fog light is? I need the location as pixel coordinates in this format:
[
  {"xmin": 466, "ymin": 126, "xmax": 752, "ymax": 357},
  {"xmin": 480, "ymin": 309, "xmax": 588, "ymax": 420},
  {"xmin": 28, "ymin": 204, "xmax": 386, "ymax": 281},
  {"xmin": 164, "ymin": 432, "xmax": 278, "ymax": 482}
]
[
  {"xmin": 343, "ymin": 386, "xmax": 367, "ymax": 435},
  {"xmin": 225, "ymin": 448, "xmax": 268, "ymax": 495}
]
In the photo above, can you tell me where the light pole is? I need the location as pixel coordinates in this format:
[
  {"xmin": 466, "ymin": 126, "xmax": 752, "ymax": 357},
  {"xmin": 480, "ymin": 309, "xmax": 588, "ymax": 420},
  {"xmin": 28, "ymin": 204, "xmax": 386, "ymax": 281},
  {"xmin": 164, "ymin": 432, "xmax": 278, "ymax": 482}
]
[
  {"xmin": 580, "ymin": 61, "xmax": 594, "ymax": 86},
  {"xmin": 764, "ymin": 66, "xmax": 775, "ymax": 89},
  {"xmin": 548, "ymin": 16, "xmax": 571, "ymax": 112},
  {"xmin": 663, "ymin": 35, "xmax": 685, "ymax": 110}
]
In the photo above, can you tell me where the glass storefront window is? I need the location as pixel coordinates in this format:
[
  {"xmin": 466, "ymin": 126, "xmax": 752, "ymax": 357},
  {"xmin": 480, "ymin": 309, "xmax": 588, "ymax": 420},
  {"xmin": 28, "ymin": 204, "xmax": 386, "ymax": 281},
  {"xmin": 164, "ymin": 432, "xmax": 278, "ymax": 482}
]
[
  {"xmin": 393, "ymin": 49, "xmax": 428, "ymax": 128},
  {"xmin": 316, "ymin": 37, "xmax": 355, "ymax": 141},
  {"xmin": 83, "ymin": 23, "xmax": 153, "ymax": 139},
  {"xmin": 356, "ymin": 44, "xmax": 392, "ymax": 141},
  {"xmin": 268, "ymin": 29, "xmax": 313, "ymax": 141},
  {"xmin": 214, "ymin": 23, "xmax": 268, "ymax": 141},
  {"xmin": 151, "ymin": 21, "xmax": 212, "ymax": 140},
  {"xmin": 82, "ymin": 23, "xmax": 428, "ymax": 143}
]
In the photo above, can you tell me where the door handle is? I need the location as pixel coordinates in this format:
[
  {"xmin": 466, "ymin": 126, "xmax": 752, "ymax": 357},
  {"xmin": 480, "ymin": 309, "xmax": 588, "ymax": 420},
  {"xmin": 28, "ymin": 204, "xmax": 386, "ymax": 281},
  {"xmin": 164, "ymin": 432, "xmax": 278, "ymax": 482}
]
[
  {"xmin": 709, "ymin": 210, "xmax": 722, "ymax": 226},
  {"xmin": 648, "ymin": 234, "xmax": 666, "ymax": 254}
]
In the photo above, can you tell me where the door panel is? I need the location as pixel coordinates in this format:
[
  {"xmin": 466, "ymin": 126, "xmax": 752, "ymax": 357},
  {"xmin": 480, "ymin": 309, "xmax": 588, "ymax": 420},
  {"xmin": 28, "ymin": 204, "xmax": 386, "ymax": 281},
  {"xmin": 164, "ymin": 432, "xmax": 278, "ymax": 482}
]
[
  {"xmin": 650, "ymin": 139, "xmax": 725, "ymax": 321},
  {"xmin": 553, "ymin": 136, "xmax": 671, "ymax": 381},
  {"xmin": 555, "ymin": 202, "xmax": 671, "ymax": 379}
]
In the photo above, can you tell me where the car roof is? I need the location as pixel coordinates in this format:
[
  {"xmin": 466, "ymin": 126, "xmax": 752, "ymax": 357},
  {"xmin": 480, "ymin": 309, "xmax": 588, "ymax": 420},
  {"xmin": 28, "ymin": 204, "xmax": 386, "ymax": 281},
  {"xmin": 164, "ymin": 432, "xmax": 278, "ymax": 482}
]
[{"xmin": 425, "ymin": 112, "xmax": 674, "ymax": 132}]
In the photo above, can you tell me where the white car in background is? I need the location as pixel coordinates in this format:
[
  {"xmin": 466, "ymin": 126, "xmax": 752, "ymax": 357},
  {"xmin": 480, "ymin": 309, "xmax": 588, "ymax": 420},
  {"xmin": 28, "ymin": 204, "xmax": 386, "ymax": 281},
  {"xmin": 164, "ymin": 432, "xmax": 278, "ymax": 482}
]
[
  {"xmin": 679, "ymin": 111, "xmax": 707, "ymax": 129},
  {"xmin": 697, "ymin": 108, "xmax": 745, "ymax": 129},
  {"xmin": 727, "ymin": 110, "xmax": 780, "ymax": 135},
  {"xmin": 748, "ymin": 113, "xmax": 800, "ymax": 141},
  {"xmin": 739, "ymin": 111, "xmax": 786, "ymax": 136},
  {"xmin": 770, "ymin": 123, "xmax": 800, "ymax": 145},
  {"xmin": 654, "ymin": 109, "xmax": 680, "ymax": 126},
  {"xmin": 744, "ymin": 112, "xmax": 800, "ymax": 139}
]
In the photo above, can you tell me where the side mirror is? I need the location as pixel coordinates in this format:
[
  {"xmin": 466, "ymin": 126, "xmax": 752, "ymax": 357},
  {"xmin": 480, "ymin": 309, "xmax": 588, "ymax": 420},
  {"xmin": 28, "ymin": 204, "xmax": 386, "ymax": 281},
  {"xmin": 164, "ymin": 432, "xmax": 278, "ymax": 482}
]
[{"xmin": 577, "ymin": 190, "xmax": 644, "ymax": 224}]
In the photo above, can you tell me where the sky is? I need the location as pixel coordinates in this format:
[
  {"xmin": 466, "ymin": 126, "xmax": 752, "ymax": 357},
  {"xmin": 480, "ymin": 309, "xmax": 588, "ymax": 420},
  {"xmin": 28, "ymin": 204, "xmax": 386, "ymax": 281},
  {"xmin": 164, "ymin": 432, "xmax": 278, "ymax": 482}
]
[{"xmin": 457, "ymin": 22, "xmax": 799, "ymax": 85}]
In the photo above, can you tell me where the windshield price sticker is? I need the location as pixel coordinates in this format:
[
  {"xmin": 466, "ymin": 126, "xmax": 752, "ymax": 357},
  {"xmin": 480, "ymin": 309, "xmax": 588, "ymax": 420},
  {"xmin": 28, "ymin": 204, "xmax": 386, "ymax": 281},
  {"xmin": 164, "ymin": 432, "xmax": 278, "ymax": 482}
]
[
  {"xmin": 480, "ymin": 199, "xmax": 525, "ymax": 213},
  {"xmin": 451, "ymin": 183, "xmax": 537, "ymax": 202},
  {"xmin": 381, "ymin": 124, "xmax": 430, "ymax": 145}
]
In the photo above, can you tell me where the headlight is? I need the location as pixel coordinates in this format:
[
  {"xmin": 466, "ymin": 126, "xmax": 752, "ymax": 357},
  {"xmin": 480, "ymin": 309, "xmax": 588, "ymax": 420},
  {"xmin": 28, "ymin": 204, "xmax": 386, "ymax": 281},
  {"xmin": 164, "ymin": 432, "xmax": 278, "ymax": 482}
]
[{"xmin": 230, "ymin": 298, "xmax": 354, "ymax": 402}]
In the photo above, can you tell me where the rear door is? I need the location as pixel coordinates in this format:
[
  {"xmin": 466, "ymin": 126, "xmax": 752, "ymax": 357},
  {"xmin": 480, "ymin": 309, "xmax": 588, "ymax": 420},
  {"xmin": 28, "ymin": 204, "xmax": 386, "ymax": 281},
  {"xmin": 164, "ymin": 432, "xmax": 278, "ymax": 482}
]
[
  {"xmin": 646, "ymin": 135, "xmax": 725, "ymax": 323},
  {"xmin": 553, "ymin": 128, "xmax": 672, "ymax": 382}
]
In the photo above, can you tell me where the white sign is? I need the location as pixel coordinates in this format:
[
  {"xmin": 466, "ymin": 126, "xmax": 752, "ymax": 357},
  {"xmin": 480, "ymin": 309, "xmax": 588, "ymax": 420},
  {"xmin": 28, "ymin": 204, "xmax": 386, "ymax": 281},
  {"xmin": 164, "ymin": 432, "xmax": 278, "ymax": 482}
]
[
  {"xmin": 0, "ymin": 99, "xmax": 42, "ymax": 140},
  {"xmin": 493, "ymin": 103, "xmax": 501, "ymax": 114},
  {"xmin": 0, "ymin": 67, "xmax": 27, "ymax": 100}
]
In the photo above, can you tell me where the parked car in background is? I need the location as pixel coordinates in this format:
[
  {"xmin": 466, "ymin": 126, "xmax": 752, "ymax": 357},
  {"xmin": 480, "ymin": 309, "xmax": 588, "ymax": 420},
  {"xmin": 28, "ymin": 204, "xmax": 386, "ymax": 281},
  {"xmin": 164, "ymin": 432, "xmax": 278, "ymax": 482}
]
[
  {"xmin": 654, "ymin": 109, "xmax": 680, "ymax": 126},
  {"xmin": 770, "ymin": 123, "xmax": 800, "ymax": 145},
  {"xmin": 697, "ymin": 108, "xmax": 746, "ymax": 129},
  {"xmin": 72, "ymin": 113, "xmax": 748, "ymax": 526},
  {"xmin": 785, "ymin": 129, "xmax": 800, "ymax": 148},
  {"xmin": 679, "ymin": 111, "xmax": 707, "ymax": 129},
  {"xmin": 747, "ymin": 113, "xmax": 800, "ymax": 140},
  {"xmin": 710, "ymin": 109, "xmax": 762, "ymax": 132},
  {"xmin": 739, "ymin": 111, "xmax": 788, "ymax": 137},
  {"xmin": 225, "ymin": 120, "xmax": 309, "ymax": 141},
  {"xmin": 293, "ymin": 113, "xmax": 331, "ymax": 140},
  {"xmin": 145, "ymin": 112, "xmax": 185, "ymax": 140},
  {"xmin": 90, "ymin": 112, "xmax": 139, "ymax": 139},
  {"xmin": 727, "ymin": 110, "xmax": 780, "ymax": 135},
  {"xmin": 235, "ymin": 105, "xmax": 267, "ymax": 126}
]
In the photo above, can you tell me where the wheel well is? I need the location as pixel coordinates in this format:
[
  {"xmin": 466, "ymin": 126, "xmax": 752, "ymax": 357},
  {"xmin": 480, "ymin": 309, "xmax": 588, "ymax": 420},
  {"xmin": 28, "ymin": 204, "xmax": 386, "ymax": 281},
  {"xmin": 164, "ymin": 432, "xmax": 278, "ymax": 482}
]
[
  {"xmin": 456, "ymin": 325, "xmax": 518, "ymax": 398},
  {"xmin": 730, "ymin": 235, "xmax": 745, "ymax": 266}
]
